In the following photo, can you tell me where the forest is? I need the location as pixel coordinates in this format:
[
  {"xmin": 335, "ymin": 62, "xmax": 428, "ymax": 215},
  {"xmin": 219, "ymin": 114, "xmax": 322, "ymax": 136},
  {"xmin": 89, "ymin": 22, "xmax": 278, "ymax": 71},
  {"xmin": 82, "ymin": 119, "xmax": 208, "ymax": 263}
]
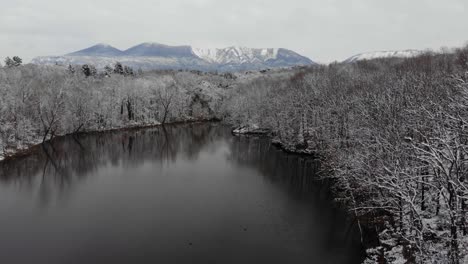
[
  {"xmin": 1, "ymin": 46, "xmax": 468, "ymax": 263},
  {"xmin": 0, "ymin": 63, "xmax": 243, "ymax": 159}
]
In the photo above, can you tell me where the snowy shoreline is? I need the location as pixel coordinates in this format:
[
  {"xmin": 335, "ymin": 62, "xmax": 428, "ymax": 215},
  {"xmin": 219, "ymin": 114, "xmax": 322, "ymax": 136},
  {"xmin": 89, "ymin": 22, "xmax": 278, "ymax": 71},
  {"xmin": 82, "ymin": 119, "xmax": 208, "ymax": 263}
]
[{"xmin": 232, "ymin": 124, "xmax": 318, "ymax": 155}]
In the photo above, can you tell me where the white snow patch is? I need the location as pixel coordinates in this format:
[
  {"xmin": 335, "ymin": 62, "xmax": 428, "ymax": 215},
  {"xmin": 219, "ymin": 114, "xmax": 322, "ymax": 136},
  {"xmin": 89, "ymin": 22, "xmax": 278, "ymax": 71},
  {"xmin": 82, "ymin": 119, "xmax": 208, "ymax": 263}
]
[
  {"xmin": 385, "ymin": 245, "xmax": 406, "ymax": 264},
  {"xmin": 192, "ymin": 48, "xmax": 220, "ymax": 63},
  {"xmin": 233, "ymin": 124, "xmax": 260, "ymax": 134},
  {"xmin": 95, "ymin": 43, "xmax": 112, "ymax": 48},
  {"xmin": 192, "ymin": 47, "xmax": 279, "ymax": 64}
]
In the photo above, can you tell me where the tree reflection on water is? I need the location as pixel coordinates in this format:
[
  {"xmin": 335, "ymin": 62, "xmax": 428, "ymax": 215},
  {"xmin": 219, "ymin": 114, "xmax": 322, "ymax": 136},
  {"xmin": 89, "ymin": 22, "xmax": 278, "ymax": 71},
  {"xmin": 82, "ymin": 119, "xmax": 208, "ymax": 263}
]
[{"xmin": 0, "ymin": 123, "xmax": 225, "ymax": 206}]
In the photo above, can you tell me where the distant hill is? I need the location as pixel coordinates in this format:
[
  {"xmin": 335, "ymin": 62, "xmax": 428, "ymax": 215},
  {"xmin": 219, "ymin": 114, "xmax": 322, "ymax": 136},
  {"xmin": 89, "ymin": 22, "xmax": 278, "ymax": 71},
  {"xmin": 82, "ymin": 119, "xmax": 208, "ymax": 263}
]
[
  {"xmin": 344, "ymin": 50, "xmax": 423, "ymax": 63},
  {"xmin": 32, "ymin": 42, "xmax": 316, "ymax": 72},
  {"xmin": 66, "ymin": 43, "xmax": 124, "ymax": 57}
]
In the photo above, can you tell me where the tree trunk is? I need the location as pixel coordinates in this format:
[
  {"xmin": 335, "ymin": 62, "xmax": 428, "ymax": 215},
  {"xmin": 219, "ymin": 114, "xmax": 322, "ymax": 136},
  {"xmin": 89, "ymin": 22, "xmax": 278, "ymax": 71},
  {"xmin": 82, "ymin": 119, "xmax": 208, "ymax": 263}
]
[
  {"xmin": 162, "ymin": 107, "xmax": 168, "ymax": 124},
  {"xmin": 461, "ymin": 194, "xmax": 466, "ymax": 236},
  {"xmin": 421, "ymin": 173, "xmax": 426, "ymax": 211},
  {"xmin": 127, "ymin": 99, "xmax": 133, "ymax": 120},
  {"xmin": 448, "ymin": 183, "xmax": 459, "ymax": 264},
  {"xmin": 399, "ymin": 197, "xmax": 404, "ymax": 232},
  {"xmin": 436, "ymin": 169, "xmax": 441, "ymax": 216}
]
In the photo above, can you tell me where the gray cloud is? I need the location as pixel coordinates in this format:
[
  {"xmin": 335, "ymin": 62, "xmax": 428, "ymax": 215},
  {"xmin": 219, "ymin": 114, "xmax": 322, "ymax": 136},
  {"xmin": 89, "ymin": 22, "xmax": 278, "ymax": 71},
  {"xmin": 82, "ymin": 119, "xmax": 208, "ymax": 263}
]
[{"xmin": 0, "ymin": 0, "xmax": 467, "ymax": 63}]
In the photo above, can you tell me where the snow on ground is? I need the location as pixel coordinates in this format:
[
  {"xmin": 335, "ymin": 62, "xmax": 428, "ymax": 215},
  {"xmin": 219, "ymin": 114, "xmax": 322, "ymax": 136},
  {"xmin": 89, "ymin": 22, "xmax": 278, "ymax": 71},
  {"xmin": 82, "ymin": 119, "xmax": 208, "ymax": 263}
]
[
  {"xmin": 385, "ymin": 246, "xmax": 406, "ymax": 264},
  {"xmin": 232, "ymin": 124, "xmax": 270, "ymax": 134},
  {"xmin": 233, "ymin": 124, "xmax": 259, "ymax": 134}
]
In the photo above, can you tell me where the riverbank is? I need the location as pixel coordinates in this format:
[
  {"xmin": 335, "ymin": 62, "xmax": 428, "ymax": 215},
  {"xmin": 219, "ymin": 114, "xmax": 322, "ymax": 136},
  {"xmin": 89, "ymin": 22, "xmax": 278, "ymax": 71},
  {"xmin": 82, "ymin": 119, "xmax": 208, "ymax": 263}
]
[
  {"xmin": 0, "ymin": 119, "xmax": 220, "ymax": 162},
  {"xmin": 232, "ymin": 124, "xmax": 317, "ymax": 156}
]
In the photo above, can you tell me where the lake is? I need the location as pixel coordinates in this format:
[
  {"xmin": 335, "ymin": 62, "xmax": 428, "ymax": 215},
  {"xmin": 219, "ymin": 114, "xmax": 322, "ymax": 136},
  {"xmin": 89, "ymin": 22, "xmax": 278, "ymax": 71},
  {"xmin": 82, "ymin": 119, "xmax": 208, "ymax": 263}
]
[{"xmin": 0, "ymin": 123, "xmax": 364, "ymax": 264}]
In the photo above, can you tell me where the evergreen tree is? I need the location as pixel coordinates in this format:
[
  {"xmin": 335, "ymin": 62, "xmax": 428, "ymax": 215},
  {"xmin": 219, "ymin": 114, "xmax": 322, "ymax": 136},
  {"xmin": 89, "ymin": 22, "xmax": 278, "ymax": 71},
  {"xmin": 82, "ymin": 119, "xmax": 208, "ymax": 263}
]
[
  {"xmin": 12, "ymin": 56, "xmax": 22, "ymax": 66},
  {"xmin": 4, "ymin": 57, "xmax": 14, "ymax": 67},
  {"xmin": 114, "ymin": 62, "xmax": 124, "ymax": 75},
  {"xmin": 81, "ymin": 64, "xmax": 91, "ymax": 77},
  {"xmin": 5, "ymin": 56, "xmax": 23, "ymax": 67}
]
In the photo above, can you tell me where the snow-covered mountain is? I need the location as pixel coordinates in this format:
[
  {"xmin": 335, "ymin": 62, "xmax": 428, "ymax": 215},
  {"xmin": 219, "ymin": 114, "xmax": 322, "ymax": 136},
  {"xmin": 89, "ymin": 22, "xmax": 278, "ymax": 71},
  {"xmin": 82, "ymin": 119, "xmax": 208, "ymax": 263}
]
[
  {"xmin": 193, "ymin": 47, "xmax": 279, "ymax": 64},
  {"xmin": 344, "ymin": 50, "xmax": 423, "ymax": 63},
  {"xmin": 32, "ymin": 42, "xmax": 315, "ymax": 71}
]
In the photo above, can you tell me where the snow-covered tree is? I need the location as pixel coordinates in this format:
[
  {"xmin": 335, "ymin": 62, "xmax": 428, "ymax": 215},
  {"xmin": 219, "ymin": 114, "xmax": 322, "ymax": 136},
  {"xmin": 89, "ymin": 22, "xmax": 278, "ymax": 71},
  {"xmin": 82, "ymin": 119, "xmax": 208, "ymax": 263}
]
[
  {"xmin": 124, "ymin": 65, "xmax": 134, "ymax": 76},
  {"xmin": 68, "ymin": 64, "xmax": 75, "ymax": 74},
  {"xmin": 104, "ymin": 65, "xmax": 113, "ymax": 76}
]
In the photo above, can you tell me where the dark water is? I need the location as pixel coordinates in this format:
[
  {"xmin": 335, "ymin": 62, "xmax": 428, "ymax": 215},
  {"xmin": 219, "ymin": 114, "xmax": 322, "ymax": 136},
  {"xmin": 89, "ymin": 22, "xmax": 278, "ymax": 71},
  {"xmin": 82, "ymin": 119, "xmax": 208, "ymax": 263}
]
[{"xmin": 0, "ymin": 123, "xmax": 363, "ymax": 264}]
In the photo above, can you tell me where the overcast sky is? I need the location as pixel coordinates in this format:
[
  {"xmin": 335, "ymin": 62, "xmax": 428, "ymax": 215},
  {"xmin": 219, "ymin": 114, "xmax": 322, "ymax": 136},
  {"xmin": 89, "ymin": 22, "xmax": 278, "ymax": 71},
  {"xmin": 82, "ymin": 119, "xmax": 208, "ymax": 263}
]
[{"xmin": 0, "ymin": 0, "xmax": 467, "ymax": 63}]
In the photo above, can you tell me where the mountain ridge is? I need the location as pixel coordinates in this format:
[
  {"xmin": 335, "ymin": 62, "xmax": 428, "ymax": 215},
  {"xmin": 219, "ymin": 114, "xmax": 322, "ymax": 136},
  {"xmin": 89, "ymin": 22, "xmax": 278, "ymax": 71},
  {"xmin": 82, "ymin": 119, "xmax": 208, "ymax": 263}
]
[
  {"xmin": 32, "ymin": 42, "xmax": 316, "ymax": 72},
  {"xmin": 344, "ymin": 49, "xmax": 423, "ymax": 63}
]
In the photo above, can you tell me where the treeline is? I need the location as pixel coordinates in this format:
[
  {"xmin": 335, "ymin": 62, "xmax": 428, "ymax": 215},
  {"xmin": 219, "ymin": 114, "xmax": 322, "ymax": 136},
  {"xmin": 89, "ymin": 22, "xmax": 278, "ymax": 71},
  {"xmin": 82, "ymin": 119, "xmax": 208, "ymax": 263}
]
[
  {"xmin": 224, "ymin": 47, "xmax": 468, "ymax": 263},
  {"xmin": 0, "ymin": 63, "xmax": 237, "ymax": 158},
  {"xmin": 73, "ymin": 62, "xmax": 140, "ymax": 77}
]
